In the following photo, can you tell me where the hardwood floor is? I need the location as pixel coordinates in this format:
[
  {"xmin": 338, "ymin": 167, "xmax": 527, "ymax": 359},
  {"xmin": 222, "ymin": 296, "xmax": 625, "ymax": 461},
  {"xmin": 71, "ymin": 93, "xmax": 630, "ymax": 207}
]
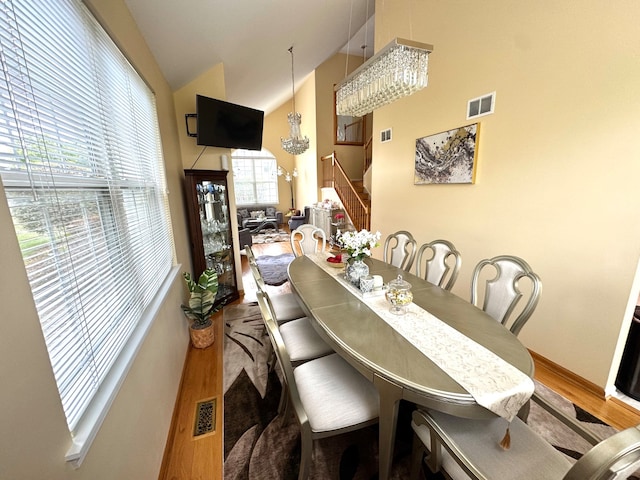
[{"xmin": 159, "ymin": 240, "xmax": 640, "ymax": 479}]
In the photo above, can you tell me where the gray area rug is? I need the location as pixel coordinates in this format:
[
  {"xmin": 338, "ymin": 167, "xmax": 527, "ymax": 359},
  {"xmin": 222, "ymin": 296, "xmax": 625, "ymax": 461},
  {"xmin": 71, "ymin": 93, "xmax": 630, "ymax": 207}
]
[
  {"xmin": 222, "ymin": 303, "xmax": 636, "ymax": 479},
  {"xmin": 255, "ymin": 253, "xmax": 295, "ymax": 286}
]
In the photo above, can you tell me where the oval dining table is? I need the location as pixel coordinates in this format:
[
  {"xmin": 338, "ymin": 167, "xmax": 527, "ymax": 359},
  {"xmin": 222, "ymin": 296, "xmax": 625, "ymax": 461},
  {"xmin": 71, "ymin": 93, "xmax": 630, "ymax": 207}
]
[{"xmin": 287, "ymin": 253, "xmax": 535, "ymax": 480}]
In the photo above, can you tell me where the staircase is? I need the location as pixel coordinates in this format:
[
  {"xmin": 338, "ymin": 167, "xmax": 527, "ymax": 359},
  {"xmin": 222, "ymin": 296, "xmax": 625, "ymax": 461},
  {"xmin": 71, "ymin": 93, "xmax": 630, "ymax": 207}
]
[{"xmin": 320, "ymin": 151, "xmax": 371, "ymax": 231}]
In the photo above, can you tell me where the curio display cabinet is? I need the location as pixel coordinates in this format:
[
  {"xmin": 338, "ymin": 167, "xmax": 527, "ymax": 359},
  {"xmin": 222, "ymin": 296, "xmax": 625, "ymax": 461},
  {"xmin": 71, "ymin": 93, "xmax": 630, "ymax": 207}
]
[{"xmin": 183, "ymin": 169, "xmax": 239, "ymax": 308}]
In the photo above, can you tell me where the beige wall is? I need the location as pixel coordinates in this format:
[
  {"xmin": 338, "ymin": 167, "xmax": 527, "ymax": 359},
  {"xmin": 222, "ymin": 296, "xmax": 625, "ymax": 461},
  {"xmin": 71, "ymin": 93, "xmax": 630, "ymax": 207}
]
[
  {"xmin": 263, "ymin": 99, "xmax": 301, "ymax": 213},
  {"xmin": 315, "ymin": 53, "xmax": 367, "ymax": 180},
  {"xmin": 264, "ymin": 72, "xmax": 319, "ymax": 212},
  {"xmin": 0, "ymin": 0, "xmax": 191, "ymax": 478},
  {"xmin": 173, "ymin": 63, "xmax": 229, "ymax": 172},
  {"xmin": 295, "ymin": 73, "xmax": 319, "ymax": 209},
  {"xmin": 171, "ymin": 64, "xmax": 248, "ymax": 290},
  {"xmin": 371, "ymin": 0, "xmax": 640, "ymax": 390}
]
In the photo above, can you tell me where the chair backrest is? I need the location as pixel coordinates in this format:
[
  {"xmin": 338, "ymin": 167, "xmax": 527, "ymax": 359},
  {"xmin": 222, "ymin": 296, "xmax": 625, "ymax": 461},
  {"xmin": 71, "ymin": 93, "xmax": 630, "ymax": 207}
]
[
  {"xmin": 255, "ymin": 290, "xmax": 308, "ymax": 429},
  {"xmin": 471, "ymin": 255, "xmax": 542, "ymax": 336},
  {"xmin": 290, "ymin": 224, "xmax": 326, "ymax": 257},
  {"xmin": 415, "ymin": 239, "xmax": 462, "ymax": 291},
  {"xmin": 246, "ymin": 245, "xmax": 268, "ymax": 293},
  {"xmin": 245, "ymin": 244, "xmax": 257, "ymax": 266},
  {"xmin": 564, "ymin": 425, "xmax": 640, "ymax": 480},
  {"xmin": 383, "ymin": 230, "xmax": 417, "ymax": 271}
]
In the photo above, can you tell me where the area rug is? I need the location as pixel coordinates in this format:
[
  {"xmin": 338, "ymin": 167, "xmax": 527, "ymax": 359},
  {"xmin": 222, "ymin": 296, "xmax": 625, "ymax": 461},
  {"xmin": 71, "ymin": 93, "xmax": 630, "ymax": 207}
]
[
  {"xmin": 223, "ymin": 302, "xmax": 638, "ymax": 479},
  {"xmin": 252, "ymin": 228, "xmax": 290, "ymax": 244},
  {"xmin": 254, "ymin": 253, "xmax": 295, "ymax": 286}
]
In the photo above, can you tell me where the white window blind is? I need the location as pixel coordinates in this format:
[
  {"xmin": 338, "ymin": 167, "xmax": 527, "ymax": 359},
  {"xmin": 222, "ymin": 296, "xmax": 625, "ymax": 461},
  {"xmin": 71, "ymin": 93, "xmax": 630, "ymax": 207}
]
[
  {"xmin": 232, "ymin": 148, "xmax": 278, "ymax": 205},
  {"xmin": 0, "ymin": 0, "xmax": 175, "ymax": 436}
]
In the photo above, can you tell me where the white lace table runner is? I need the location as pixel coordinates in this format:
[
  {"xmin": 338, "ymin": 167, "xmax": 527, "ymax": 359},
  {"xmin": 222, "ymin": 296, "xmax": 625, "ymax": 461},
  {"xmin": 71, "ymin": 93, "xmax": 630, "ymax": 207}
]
[{"xmin": 307, "ymin": 253, "xmax": 534, "ymax": 421}]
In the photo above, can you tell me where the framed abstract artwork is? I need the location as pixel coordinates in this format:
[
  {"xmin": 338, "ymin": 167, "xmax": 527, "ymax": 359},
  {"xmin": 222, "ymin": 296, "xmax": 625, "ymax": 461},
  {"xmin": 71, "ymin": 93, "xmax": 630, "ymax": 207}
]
[{"xmin": 414, "ymin": 123, "xmax": 479, "ymax": 184}]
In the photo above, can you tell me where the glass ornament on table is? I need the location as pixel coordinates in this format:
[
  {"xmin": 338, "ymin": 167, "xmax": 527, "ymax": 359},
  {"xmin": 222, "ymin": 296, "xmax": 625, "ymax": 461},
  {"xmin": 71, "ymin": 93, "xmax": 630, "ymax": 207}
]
[{"xmin": 386, "ymin": 274, "xmax": 413, "ymax": 315}]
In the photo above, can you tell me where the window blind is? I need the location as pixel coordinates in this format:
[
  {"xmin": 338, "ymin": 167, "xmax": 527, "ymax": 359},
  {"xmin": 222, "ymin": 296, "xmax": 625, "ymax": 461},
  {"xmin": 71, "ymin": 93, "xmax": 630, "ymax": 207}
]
[
  {"xmin": 232, "ymin": 149, "xmax": 278, "ymax": 205},
  {"xmin": 0, "ymin": 0, "xmax": 174, "ymax": 432}
]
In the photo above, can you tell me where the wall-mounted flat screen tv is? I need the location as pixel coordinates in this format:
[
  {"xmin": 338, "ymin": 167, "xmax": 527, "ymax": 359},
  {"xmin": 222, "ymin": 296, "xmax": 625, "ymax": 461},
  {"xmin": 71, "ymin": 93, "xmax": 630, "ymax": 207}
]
[{"xmin": 195, "ymin": 95, "xmax": 264, "ymax": 150}]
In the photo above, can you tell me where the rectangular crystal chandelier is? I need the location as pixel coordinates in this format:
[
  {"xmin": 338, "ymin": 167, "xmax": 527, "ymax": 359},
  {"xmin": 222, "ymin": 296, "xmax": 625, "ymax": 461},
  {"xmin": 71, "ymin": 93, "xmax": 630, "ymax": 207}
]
[{"xmin": 335, "ymin": 38, "xmax": 434, "ymax": 118}]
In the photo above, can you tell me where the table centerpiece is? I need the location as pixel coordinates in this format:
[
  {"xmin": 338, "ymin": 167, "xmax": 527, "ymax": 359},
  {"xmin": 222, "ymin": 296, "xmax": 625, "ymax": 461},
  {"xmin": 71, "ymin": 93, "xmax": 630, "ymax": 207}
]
[{"xmin": 336, "ymin": 228, "xmax": 381, "ymax": 287}]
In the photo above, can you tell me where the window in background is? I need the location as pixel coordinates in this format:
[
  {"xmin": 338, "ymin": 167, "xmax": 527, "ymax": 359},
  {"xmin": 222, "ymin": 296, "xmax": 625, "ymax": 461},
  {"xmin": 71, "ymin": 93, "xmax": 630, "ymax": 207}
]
[
  {"xmin": 232, "ymin": 149, "xmax": 279, "ymax": 205},
  {"xmin": 0, "ymin": 0, "xmax": 175, "ymax": 464}
]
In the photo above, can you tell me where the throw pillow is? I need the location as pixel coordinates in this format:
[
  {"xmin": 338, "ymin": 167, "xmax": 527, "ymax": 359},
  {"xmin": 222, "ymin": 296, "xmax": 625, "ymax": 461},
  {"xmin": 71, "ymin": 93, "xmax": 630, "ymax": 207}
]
[
  {"xmin": 266, "ymin": 207, "xmax": 276, "ymax": 217},
  {"xmin": 238, "ymin": 208, "xmax": 249, "ymax": 218}
]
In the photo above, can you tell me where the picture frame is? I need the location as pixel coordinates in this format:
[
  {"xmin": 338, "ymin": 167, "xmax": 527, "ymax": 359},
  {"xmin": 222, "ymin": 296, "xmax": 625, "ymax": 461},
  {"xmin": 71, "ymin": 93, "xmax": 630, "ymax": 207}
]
[
  {"xmin": 414, "ymin": 123, "xmax": 480, "ymax": 184},
  {"xmin": 333, "ymin": 89, "xmax": 365, "ymax": 146}
]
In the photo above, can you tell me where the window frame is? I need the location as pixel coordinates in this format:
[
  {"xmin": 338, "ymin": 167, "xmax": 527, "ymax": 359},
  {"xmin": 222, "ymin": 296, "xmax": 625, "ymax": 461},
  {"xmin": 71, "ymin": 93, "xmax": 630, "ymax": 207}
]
[
  {"xmin": 0, "ymin": 0, "xmax": 177, "ymax": 466},
  {"xmin": 232, "ymin": 149, "xmax": 279, "ymax": 206}
]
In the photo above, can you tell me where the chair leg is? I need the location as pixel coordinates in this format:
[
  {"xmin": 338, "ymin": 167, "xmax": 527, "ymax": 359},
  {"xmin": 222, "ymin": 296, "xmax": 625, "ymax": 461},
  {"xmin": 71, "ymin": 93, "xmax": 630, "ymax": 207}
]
[
  {"xmin": 278, "ymin": 383, "xmax": 289, "ymax": 417},
  {"xmin": 410, "ymin": 433, "xmax": 427, "ymax": 480},
  {"xmin": 298, "ymin": 430, "xmax": 313, "ymax": 480},
  {"xmin": 425, "ymin": 430, "xmax": 443, "ymax": 475},
  {"xmin": 267, "ymin": 348, "xmax": 276, "ymax": 372}
]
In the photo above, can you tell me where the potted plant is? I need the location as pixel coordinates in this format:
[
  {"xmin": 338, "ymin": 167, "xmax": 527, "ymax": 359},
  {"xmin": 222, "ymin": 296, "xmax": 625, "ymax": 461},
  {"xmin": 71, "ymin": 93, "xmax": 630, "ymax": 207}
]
[{"xmin": 181, "ymin": 269, "xmax": 224, "ymax": 348}]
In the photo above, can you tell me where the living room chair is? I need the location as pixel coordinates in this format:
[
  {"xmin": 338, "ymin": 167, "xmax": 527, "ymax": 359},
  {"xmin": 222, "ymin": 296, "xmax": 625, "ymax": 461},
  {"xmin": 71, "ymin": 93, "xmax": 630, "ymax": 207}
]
[
  {"xmin": 256, "ymin": 290, "xmax": 379, "ymax": 480},
  {"xmin": 288, "ymin": 206, "xmax": 311, "ymax": 231},
  {"xmin": 415, "ymin": 239, "xmax": 462, "ymax": 291},
  {"xmin": 383, "ymin": 230, "xmax": 417, "ymax": 271},
  {"xmin": 238, "ymin": 227, "xmax": 252, "ymax": 252},
  {"xmin": 290, "ymin": 224, "xmax": 326, "ymax": 257},
  {"xmin": 470, "ymin": 255, "xmax": 542, "ymax": 336},
  {"xmin": 246, "ymin": 245, "xmax": 305, "ymax": 323},
  {"xmin": 409, "ymin": 407, "xmax": 640, "ymax": 480}
]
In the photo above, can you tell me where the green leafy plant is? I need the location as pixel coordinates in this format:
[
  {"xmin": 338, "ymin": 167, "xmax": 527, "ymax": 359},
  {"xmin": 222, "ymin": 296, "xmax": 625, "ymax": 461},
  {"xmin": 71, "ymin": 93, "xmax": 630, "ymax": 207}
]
[{"xmin": 181, "ymin": 269, "xmax": 222, "ymax": 328}]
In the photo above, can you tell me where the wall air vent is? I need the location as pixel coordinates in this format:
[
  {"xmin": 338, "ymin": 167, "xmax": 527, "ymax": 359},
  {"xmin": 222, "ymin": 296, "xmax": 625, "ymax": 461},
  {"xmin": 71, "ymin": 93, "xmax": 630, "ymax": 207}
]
[
  {"xmin": 380, "ymin": 128, "xmax": 392, "ymax": 143},
  {"xmin": 467, "ymin": 92, "xmax": 496, "ymax": 119}
]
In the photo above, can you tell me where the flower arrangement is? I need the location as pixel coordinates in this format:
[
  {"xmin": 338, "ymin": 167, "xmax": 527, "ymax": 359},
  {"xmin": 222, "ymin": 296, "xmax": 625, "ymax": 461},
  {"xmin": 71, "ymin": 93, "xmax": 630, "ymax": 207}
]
[{"xmin": 336, "ymin": 229, "xmax": 381, "ymax": 262}]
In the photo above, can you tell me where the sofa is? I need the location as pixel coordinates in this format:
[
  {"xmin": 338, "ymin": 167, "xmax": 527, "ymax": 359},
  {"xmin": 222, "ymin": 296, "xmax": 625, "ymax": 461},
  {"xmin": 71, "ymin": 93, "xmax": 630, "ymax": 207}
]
[{"xmin": 237, "ymin": 205, "xmax": 284, "ymax": 228}]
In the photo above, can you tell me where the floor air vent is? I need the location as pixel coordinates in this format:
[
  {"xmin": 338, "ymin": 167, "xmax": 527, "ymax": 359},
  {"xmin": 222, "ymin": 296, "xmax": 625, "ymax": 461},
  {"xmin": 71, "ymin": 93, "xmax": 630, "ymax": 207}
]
[{"xmin": 193, "ymin": 398, "xmax": 216, "ymax": 437}]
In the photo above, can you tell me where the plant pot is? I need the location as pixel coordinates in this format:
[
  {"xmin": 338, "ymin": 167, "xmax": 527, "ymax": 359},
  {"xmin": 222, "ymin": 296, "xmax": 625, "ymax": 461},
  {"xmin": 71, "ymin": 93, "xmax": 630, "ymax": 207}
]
[{"xmin": 190, "ymin": 321, "xmax": 215, "ymax": 349}]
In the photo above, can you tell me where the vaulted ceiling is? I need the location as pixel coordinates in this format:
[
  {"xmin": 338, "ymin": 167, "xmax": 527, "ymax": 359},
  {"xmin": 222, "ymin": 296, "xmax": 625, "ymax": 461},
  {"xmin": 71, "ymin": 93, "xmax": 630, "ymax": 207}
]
[{"xmin": 123, "ymin": 0, "xmax": 375, "ymax": 114}]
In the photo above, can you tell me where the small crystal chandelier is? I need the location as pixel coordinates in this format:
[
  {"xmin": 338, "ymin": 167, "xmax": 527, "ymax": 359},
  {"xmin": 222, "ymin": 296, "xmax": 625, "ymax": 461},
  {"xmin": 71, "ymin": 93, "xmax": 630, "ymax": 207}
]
[
  {"xmin": 335, "ymin": 38, "xmax": 434, "ymax": 117},
  {"xmin": 281, "ymin": 46, "xmax": 309, "ymax": 155}
]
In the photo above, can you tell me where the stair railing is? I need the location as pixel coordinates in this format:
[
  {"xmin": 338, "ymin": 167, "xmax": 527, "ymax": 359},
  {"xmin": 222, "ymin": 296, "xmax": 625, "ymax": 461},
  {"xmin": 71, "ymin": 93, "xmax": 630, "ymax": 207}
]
[
  {"xmin": 320, "ymin": 151, "xmax": 370, "ymax": 231},
  {"xmin": 363, "ymin": 135, "xmax": 372, "ymax": 177}
]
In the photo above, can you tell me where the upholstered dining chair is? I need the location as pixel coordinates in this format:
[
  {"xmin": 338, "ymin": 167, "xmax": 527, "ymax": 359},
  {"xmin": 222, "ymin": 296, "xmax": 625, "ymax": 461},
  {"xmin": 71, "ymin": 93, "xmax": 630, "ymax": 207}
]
[
  {"xmin": 257, "ymin": 289, "xmax": 333, "ymax": 417},
  {"xmin": 256, "ymin": 290, "xmax": 380, "ymax": 480},
  {"xmin": 415, "ymin": 239, "xmax": 462, "ymax": 291},
  {"xmin": 246, "ymin": 245, "xmax": 306, "ymax": 323},
  {"xmin": 383, "ymin": 230, "xmax": 417, "ymax": 271},
  {"xmin": 409, "ymin": 407, "xmax": 640, "ymax": 480},
  {"xmin": 260, "ymin": 289, "xmax": 333, "ymax": 367},
  {"xmin": 290, "ymin": 224, "xmax": 326, "ymax": 257},
  {"xmin": 470, "ymin": 255, "xmax": 542, "ymax": 337}
]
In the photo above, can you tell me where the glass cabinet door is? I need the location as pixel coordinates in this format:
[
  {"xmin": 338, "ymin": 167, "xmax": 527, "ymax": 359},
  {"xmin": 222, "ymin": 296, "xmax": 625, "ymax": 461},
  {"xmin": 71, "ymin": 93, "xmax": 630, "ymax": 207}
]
[{"xmin": 184, "ymin": 169, "xmax": 239, "ymax": 308}]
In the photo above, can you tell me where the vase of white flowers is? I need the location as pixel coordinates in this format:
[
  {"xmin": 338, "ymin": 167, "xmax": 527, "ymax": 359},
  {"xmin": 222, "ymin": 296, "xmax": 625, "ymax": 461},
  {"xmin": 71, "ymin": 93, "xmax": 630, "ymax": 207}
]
[{"xmin": 336, "ymin": 229, "xmax": 381, "ymax": 287}]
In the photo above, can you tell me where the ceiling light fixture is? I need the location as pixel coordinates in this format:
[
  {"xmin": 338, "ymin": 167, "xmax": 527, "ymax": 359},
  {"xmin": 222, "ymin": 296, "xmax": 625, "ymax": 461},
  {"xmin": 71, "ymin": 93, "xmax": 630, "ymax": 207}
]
[
  {"xmin": 281, "ymin": 46, "xmax": 309, "ymax": 155},
  {"xmin": 335, "ymin": 37, "xmax": 434, "ymax": 117}
]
